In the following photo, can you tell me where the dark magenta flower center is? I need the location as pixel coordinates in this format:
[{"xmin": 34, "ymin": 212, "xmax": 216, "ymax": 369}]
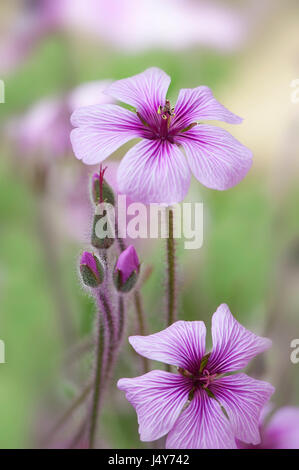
[
  {"xmin": 137, "ymin": 99, "xmax": 198, "ymax": 144},
  {"xmin": 194, "ymin": 369, "xmax": 218, "ymax": 389},
  {"xmin": 136, "ymin": 100, "xmax": 177, "ymax": 142},
  {"xmin": 178, "ymin": 367, "xmax": 217, "ymax": 390}
]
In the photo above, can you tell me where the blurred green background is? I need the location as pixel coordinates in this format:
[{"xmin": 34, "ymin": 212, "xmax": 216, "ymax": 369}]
[{"xmin": 0, "ymin": 0, "xmax": 299, "ymax": 448}]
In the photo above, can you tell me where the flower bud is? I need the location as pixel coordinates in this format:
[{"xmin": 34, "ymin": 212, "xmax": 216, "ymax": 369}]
[
  {"xmin": 91, "ymin": 166, "xmax": 115, "ymax": 206},
  {"xmin": 80, "ymin": 251, "xmax": 104, "ymax": 288},
  {"xmin": 91, "ymin": 203, "xmax": 115, "ymax": 250},
  {"xmin": 113, "ymin": 245, "xmax": 140, "ymax": 293}
]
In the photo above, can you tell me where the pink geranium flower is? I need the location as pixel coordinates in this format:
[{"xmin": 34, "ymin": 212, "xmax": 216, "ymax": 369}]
[
  {"xmin": 10, "ymin": 80, "xmax": 113, "ymax": 161},
  {"xmin": 117, "ymin": 304, "xmax": 274, "ymax": 449},
  {"xmin": 0, "ymin": 0, "xmax": 269, "ymax": 74},
  {"xmin": 71, "ymin": 68, "xmax": 252, "ymax": 204}
]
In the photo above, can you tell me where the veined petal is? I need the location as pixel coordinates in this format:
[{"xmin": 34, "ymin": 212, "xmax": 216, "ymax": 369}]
[
  {"xmin": 210, "ymin": 373, "xmax": 275, "ymax": 445},
  {"xmin": 117, "ymin": 370, "xmax": 190, "ymax": 441},
  {"xmin": 105, "ymin": 67, "xmax": 171, "ymax": 128},
  {"xmin": 117, "ymin": 139, "xmax": 191, "ymax": 204},
  {"xmin": 171, "ymin": 86, "xmax": 242, "ymax": 132},
  {"xmin": 70, "ymin": 104, "xmax": 147, "ymax": 164},
  {"xmin": 208, "ymin": 304, "xmax": 272, "ymax": 374},
  {"xmin": 129, "ymin": 321, "xmax": 206, "ymax": 373},
  {"xmin": 176, "ymin": 125, "xmax": 252, "ymax": 190},
  {"xmin": 166, "ymin": 388, "xmax": 236, "ymax": 449}
]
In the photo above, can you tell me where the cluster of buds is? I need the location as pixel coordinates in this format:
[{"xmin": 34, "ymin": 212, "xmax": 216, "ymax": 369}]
[{"xmin": 79, "ymin": 167, "xmax": 140, "ymax": 294}]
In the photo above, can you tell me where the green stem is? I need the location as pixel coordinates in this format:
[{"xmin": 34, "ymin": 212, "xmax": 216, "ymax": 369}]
[
  {"xmin": 115, "ymin": 215, "xmax": 149, "ymax": 372},
  {"xmin": 134, "ymin": 291, "xmax": 149, "ymax": 374},
  {"xmin": 165, "ymin": 207, "xmax": 176, "ymax": 373},
  {"xmin": 117, "ymin": 295, "xmax": 125, "ymax": 344},
  {"xmin": 166, "ymin": 207, "xmax": 176, "ymax": 326}
]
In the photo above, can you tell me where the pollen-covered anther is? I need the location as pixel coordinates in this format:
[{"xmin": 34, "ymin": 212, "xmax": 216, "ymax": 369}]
[
  {"xmin": 157, "ymin": 100, "xmax": 176, "ymax": 137},
  {"xmin": 157, "ymin": 100, "xmax": 175, "ymax": 118}
]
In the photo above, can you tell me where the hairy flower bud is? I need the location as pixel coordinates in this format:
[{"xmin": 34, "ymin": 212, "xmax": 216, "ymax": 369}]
[
  {"xmin": 80, "ymin": 251, "xmax": 104, "ymax": 288},
  {"xmin": 113, "ymin": 245, "xmax": 140, "ymax": 293},
  {"xmin": 91, "ymin": 166, "xmax": 115, "ymax": 206},
  {"xmin": 91, "ymin": 203, "xmax": 115, "ymax": 250}
]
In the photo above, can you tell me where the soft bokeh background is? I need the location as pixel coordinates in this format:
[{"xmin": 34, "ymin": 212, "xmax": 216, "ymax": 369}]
[{"xmin": 0, "ymin": 0, "xmax": 299, "ymax": 448}]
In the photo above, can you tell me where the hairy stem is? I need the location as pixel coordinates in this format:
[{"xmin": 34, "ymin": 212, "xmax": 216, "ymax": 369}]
[
  {"xmin": 165, "ymin": 207, "xmax": 176, "ymax": 373},
  {"xmin": 115, "ymin": 212, "xmax": 149, "ymax": 371},
  {"xmin": 117, "ymin": 295, "xmax": 125, "ymax": 344},
  {"xmin": 88, "ymin": 289, "xmax": 115, "ymax": 449},
  {"xmin": 98, "ymin": 290, "xmax": 115, "ymax": 379},
  {"xmin": 166, "ymin": 207, "xmax": 176, "ymax": 326},
  {"xmin": 134, "ymin": 291, "xmax": 149, "ymax": 373},
  {"xmin": 96, "ymin": 251, "xmax": 116, "ymax": 380},
  {"xmin": 88, "ymin": 311, "xmax": 106, "ymax": 449}
]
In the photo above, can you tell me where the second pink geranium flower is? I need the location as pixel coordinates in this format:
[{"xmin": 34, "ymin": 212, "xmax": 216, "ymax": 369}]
[
  {"xmin": 71, "ymin": 67, "xmax": 252, "ymax": 204},
  {"xmin": 118, "ymin": 304, "xmax": 274, "ymax": 449}
]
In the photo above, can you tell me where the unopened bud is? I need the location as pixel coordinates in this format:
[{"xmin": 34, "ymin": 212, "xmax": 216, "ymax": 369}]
[
  {"xmin": 91, "ymin": 166, "xmax": 115, "ymax": 206},
  {"xmin": 80, "ymin": 251, "xmax": 104, "ymax": 288},
  {"xmin": 113, "ymin": 245, "xmax": 140, "ymax": 293},
  {"xmin": 91, "ymin": 203, "xmax": 115, "ymax": 250}
]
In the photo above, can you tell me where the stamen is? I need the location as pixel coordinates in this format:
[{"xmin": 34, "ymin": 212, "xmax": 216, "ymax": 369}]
[
  {"xmin": 180, "ymin": 122, "xmax": 197, "ymax": 133},
  {"xmin": 136, "ymin": 111, "xmax": 149, "ymax": 127},
  {"xmin": 157, "ymin": 101, "xmax": 175, "ymax": 118}
]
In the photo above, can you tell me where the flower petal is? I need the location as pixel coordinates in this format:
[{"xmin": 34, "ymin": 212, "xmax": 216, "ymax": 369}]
[
  {"xmin": 208, "ymin": 304, "xmax": 272, "ymax": 374},
  {"xmin": 176, "ymin": 125, "xmax": 252, "ymax": 190},
  {"xmin": 70, "ymin": 104, "xmax": 147, "ymax": 164},
  {"xmin": 166, "ymin": 388, "xmax": 236, "ymax": 449},
  {"xmin": 262, "ymin": 407, "xmax": 299, "ymax": 449},
  {"xmin": 210, "ymin": 373, "xmax": 275, "ymax": 445},
  {"xmin": 117, "ymin": 139, "xmax": 191, "ymax": 204},
  {"xmin": 129, "ymin": 321, "xmax": 206, "ymax": 373},
  {"xmin": 171, "ymin": 86, "xmax": 242, "ymax": 132},
  {"xmin": 105, "ymin": 67, "xmax": 171, "ymax": 128},
  {"xmin": 117, "ymin": 370, "xmax": 190, "ymax": 441}
]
